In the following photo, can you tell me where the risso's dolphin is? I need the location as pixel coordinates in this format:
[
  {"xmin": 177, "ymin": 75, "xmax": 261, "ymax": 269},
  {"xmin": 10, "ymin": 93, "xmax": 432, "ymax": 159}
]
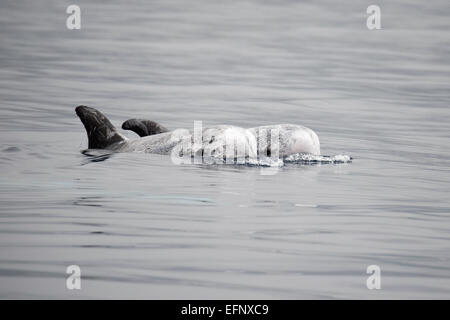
[{"xmin": 75, "ymin": 105, "xmax": 321, "ymax": 160}]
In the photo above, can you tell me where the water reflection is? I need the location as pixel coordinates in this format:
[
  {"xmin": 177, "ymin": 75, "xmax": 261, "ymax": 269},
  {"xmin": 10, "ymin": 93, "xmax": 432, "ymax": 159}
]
[{"xmin": 81, "ymin": 149, "xmax": 114, "ymax": 164}]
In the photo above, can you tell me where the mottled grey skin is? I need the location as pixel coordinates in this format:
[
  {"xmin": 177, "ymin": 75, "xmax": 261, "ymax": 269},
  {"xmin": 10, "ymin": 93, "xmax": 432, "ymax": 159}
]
[
  {"xmin": 122, "ymin": 119, "xmax": 168, "ymax": 137},
  {"xmin": 76, "ymin": 105, "xmax": 184, "ymax": 154}
]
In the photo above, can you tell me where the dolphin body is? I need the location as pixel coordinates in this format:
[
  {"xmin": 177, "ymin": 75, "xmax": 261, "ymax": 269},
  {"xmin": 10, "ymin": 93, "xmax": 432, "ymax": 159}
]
[{"xmin": 75, "ymin": 106, "xmax": 321, "ymax": 159}]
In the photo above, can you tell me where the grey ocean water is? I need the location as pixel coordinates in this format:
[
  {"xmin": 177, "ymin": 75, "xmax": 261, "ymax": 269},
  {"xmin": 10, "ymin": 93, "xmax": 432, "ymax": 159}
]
[{"xmin": 0, "ymin": 0, "xmax": 449, "ymax": 299}]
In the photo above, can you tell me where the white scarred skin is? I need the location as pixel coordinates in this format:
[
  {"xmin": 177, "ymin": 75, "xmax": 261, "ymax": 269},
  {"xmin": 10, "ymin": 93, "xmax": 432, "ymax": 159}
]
[
  {"xmin": 116, "ymin": 124, "xmax": 320, "ymax": 158},
  {"xmin": 248, "ymin": 124, "xmax": 320, "ymax": 156},
  {"xmin": 289, "ymin": 126, "xmax": 320, "ymax": 155}
]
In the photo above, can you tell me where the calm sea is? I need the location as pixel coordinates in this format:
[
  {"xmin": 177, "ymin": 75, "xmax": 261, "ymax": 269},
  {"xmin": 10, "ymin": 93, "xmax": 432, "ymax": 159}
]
[{"xmin": 0, "ymin": 0, "xmax": 449, "ymax": 298}]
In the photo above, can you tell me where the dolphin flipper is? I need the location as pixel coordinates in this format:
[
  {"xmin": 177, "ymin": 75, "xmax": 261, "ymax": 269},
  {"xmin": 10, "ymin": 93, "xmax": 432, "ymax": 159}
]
[
  {"xmin": 122, "ymin": 119, "xmax": 169, "ymax": 137},
  {"xmin": 75, "ymin": 105, "xmax": 127, "ymax": 150}
]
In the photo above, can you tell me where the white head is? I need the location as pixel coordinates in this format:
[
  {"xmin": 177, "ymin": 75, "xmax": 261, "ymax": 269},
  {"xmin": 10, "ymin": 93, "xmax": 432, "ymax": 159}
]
[{"xmin": 289, "ymin": 127, "xmax": 321, "ymax": 155}]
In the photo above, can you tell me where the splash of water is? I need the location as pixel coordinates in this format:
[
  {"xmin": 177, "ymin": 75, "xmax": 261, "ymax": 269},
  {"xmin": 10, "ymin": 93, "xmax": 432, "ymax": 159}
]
[
  {"xmin": 283, "ymin": 153, "xmax": 353, "ymax": 164},
  {"xmin": 194, "ymin": 153, "xmax": 352, "ymax": 167}
]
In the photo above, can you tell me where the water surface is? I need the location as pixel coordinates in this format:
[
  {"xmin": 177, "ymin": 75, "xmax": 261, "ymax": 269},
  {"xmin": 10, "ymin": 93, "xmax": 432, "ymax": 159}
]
[{"xmin": 0, "ymin": 0, "xmax": 449, "ymax": 299}]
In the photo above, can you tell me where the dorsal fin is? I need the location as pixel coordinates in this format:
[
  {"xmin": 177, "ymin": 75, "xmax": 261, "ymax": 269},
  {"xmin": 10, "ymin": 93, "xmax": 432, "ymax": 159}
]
[
  {"xmin": 122, "ymin": 119, "xmax": 169, "ymax": 137},
  {"xmin": 75, "ymin": 105, "xmax": 127, "ymax": 149}
]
